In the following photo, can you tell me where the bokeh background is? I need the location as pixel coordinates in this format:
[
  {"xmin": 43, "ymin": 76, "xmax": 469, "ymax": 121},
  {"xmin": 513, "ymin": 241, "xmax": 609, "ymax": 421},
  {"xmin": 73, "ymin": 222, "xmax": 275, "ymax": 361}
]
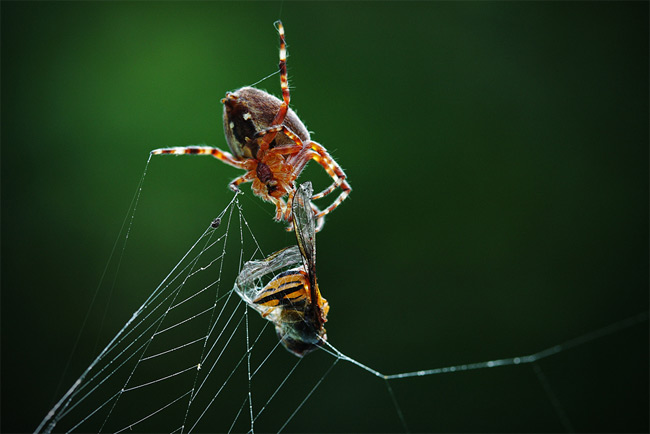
[{"xmin": 2, "ymin": 2, "xmax": 648, "ymax": 432}]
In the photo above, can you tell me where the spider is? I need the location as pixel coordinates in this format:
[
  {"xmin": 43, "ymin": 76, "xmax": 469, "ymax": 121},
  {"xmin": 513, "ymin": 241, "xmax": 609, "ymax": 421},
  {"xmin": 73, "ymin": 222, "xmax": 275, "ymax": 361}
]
[
  {"xmin": 151, "ymin": 21, "xmax": 351, "ymax": 231},
  {"xmin": 235, "ymin": 182, "xmax": 328, "ymax": 357}
]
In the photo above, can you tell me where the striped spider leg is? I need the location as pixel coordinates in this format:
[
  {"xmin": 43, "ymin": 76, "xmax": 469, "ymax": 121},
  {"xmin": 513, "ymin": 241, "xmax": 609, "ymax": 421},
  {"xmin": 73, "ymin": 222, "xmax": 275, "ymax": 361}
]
[
  {"xmin": 234, "ymin": 182, "xmax": 328, "ymax": 357},
  {"xmin": 150, "ymin": 21, "xmax": 351, "ymax": 232}
]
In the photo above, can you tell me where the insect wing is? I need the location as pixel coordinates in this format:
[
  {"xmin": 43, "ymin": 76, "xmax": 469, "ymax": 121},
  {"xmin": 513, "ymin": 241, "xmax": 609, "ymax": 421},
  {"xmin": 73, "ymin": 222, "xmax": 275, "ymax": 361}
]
[
  {"xmin": 292, "ymin": 182, "xmax": 316, "ymax": 272},
  {"xmin": 235, "ymin": 246, "xmax": 302, "ymax": 306},
  {"xmin": 292, "ymin": 181, "xmax": 326, "ymax": 331}
]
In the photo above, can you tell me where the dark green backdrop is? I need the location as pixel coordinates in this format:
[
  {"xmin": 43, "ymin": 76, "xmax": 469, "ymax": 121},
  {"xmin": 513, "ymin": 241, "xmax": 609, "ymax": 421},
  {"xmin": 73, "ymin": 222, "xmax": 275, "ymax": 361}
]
[{"xmin": 2, "ymin": 2, "xmax": 648, "ymax": 432}]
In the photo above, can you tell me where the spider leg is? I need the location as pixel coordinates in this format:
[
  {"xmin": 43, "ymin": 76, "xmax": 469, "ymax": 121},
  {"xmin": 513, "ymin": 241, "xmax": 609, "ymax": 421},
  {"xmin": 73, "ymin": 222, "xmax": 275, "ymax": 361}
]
[
  {"xmin": 306, "ymin": 142, "xmax": 352, "ymax": 219},
  {"xmin": 271, "ymin": 196, "xmax": 288, "ymax": 221},
  {"xmin": 151, "ymin": 146, "xmax": 245, "ymax": 170},
  {"xmin": 308, "ymin": 144, "xmax": 350, "ymax": 199},
  {"xmin": 259, "ymin": 21, "xmax": 291, "ymax": 151},
  {"xmin": 255, "ymin": 125, "xmax": 304, "ymax": 156},
  {"xmin": 228, "ymin": 171, "xmax": 256, "ymax": 192},
  {"xmin": 282, "ymin": 189, "xmax": 296, "ymax": 231},
  {"xmin": 311, "ymin": 201, "xmax": 326, "ymax": 233},
  {"xmin": 311, "ymin": 182, "xmax": 338, "ymax": 201},
  {"xmin": 274, "ymin": 21, "xmax": 290, "ymax": 124}
]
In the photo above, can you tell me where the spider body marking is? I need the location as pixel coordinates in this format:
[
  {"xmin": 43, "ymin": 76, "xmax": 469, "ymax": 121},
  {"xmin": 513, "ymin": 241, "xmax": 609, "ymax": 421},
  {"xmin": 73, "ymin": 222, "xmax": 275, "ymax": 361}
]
[{"xmin": 151, "ymin": 21, "xmax": 351, "ymax": 231}]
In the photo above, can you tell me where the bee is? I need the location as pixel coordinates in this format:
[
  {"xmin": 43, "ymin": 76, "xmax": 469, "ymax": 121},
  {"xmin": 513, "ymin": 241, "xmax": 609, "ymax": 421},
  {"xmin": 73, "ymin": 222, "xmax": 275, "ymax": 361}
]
[{"xmin": 235, "ymin": 182, "xmax": 328, "ymax": 357}]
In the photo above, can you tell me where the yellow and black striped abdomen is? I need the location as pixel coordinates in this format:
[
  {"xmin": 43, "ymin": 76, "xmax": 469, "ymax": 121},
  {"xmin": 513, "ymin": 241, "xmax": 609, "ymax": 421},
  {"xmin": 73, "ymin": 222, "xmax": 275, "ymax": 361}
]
[{"xmin": 252, "ymin": 269, "xmax": 309, "ymax": 309}]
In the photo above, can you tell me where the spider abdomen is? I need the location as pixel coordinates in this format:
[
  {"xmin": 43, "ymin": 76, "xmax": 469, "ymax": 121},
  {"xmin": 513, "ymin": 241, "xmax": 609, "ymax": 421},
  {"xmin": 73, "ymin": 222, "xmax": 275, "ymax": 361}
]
[{"xmin": 223, "ymin": 87, "xmax": 310, "ymax": 160}]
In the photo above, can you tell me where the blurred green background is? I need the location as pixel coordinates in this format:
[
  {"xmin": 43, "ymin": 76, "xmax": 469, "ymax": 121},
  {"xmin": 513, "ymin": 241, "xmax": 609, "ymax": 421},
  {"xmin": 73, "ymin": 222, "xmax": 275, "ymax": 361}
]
[{"xmin": 2, "ymin": 2, "xmax": 648, "ymax": 432}]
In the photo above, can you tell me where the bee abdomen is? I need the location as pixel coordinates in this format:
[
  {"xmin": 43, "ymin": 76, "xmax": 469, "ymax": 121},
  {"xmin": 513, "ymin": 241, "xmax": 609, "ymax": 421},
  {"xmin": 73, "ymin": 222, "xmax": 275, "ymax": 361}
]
[{"xmin": 253, "ymin": 270, "xmax": 309, "ymax": 308}]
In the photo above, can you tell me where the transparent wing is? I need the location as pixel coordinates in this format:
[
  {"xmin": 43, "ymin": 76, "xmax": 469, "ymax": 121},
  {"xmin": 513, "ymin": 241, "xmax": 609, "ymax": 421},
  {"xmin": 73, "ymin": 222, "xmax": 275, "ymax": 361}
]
[
  {"xmin": 292, "ymin": 181, "xmax": 325, "ymax": 331},
  {"xmin": 292, "ymin": 182, "xmax": 316, "ymax": 272},
  {"xmin": 234, "ymin": 246, "xmax": 302, "ymax": 305}
]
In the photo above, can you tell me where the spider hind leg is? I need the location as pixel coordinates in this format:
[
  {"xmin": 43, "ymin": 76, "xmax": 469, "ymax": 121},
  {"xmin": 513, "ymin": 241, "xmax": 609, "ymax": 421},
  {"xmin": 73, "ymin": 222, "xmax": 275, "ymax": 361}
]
[{"xmin": 306, "ymin": 142, "xmax": 352, "ymax": 220}]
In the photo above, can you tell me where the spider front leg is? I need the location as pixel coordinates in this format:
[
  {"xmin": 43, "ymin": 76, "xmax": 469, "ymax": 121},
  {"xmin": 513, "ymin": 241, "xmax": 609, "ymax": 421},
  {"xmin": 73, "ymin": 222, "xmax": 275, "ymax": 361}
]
[
  {"xmin": 152, "ymin": 145, "xmax": 253, "ymax": 196},
  {"xmin": 228, "ymin": 171, "xmax": 256, "ymax": 192},
  {"xmin": 151, "ymin": 146, "xmax": 245, "ymax": 170},
  {"xmin": 272, "ymin": 196, "xmax": 289, "ymax": 221},
  {"xmin": 258, "ymin": 21, "xmax": 292, "ymax": 151}
]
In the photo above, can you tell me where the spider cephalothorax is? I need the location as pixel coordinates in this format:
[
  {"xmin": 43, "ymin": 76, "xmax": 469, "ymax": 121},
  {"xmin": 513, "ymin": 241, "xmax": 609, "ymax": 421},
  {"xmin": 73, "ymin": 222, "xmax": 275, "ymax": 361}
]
[
  {"xmin": 152, "ymin": 21, "xmax": 351, "ymax": 231},
  {"xmin": 222, "ymin": 87, "xmax": 309, "ymax": 202}
]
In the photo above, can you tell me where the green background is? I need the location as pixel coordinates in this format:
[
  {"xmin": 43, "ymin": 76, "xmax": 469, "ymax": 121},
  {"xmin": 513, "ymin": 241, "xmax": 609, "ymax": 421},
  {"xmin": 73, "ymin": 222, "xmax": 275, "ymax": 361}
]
[{"xmin": 2, "ymin": 1, "xmax": 648, "ymax": 432}]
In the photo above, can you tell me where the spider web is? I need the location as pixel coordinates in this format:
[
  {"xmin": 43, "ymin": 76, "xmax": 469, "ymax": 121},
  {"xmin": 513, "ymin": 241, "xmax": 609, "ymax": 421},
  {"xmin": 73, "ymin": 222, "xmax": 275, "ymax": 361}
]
[
  {"xmin": 35, "ymin": 183, "xmax": 335, "ymax": 434},
  {"xmin": 35, "ymin": 168, "xmax": 648, "ymax": 433}
]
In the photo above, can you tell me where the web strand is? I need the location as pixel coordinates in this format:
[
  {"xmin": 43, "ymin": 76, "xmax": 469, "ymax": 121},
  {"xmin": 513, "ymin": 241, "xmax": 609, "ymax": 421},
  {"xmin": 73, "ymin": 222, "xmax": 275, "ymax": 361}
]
[
  {"xmin": 37, "ymin": 183, "xmax": 649, "ymax": 433},
  {"xmin": 532, "ymin": 362, "xmax": 575, "ymax": 433},
  {"xmin": 322, "ymin": 311, "xmax": 648, "ymax": 380},
  {"xmin": 38, "ymin": 157, "xmax": 153, "ymax": 434}
]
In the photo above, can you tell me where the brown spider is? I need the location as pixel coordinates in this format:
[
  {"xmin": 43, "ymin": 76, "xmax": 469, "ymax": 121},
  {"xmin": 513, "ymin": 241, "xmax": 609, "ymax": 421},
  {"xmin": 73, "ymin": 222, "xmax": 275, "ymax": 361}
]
[{"xmin": 151, "ymin": 21, "xmax": 351, "ymax": 231}]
